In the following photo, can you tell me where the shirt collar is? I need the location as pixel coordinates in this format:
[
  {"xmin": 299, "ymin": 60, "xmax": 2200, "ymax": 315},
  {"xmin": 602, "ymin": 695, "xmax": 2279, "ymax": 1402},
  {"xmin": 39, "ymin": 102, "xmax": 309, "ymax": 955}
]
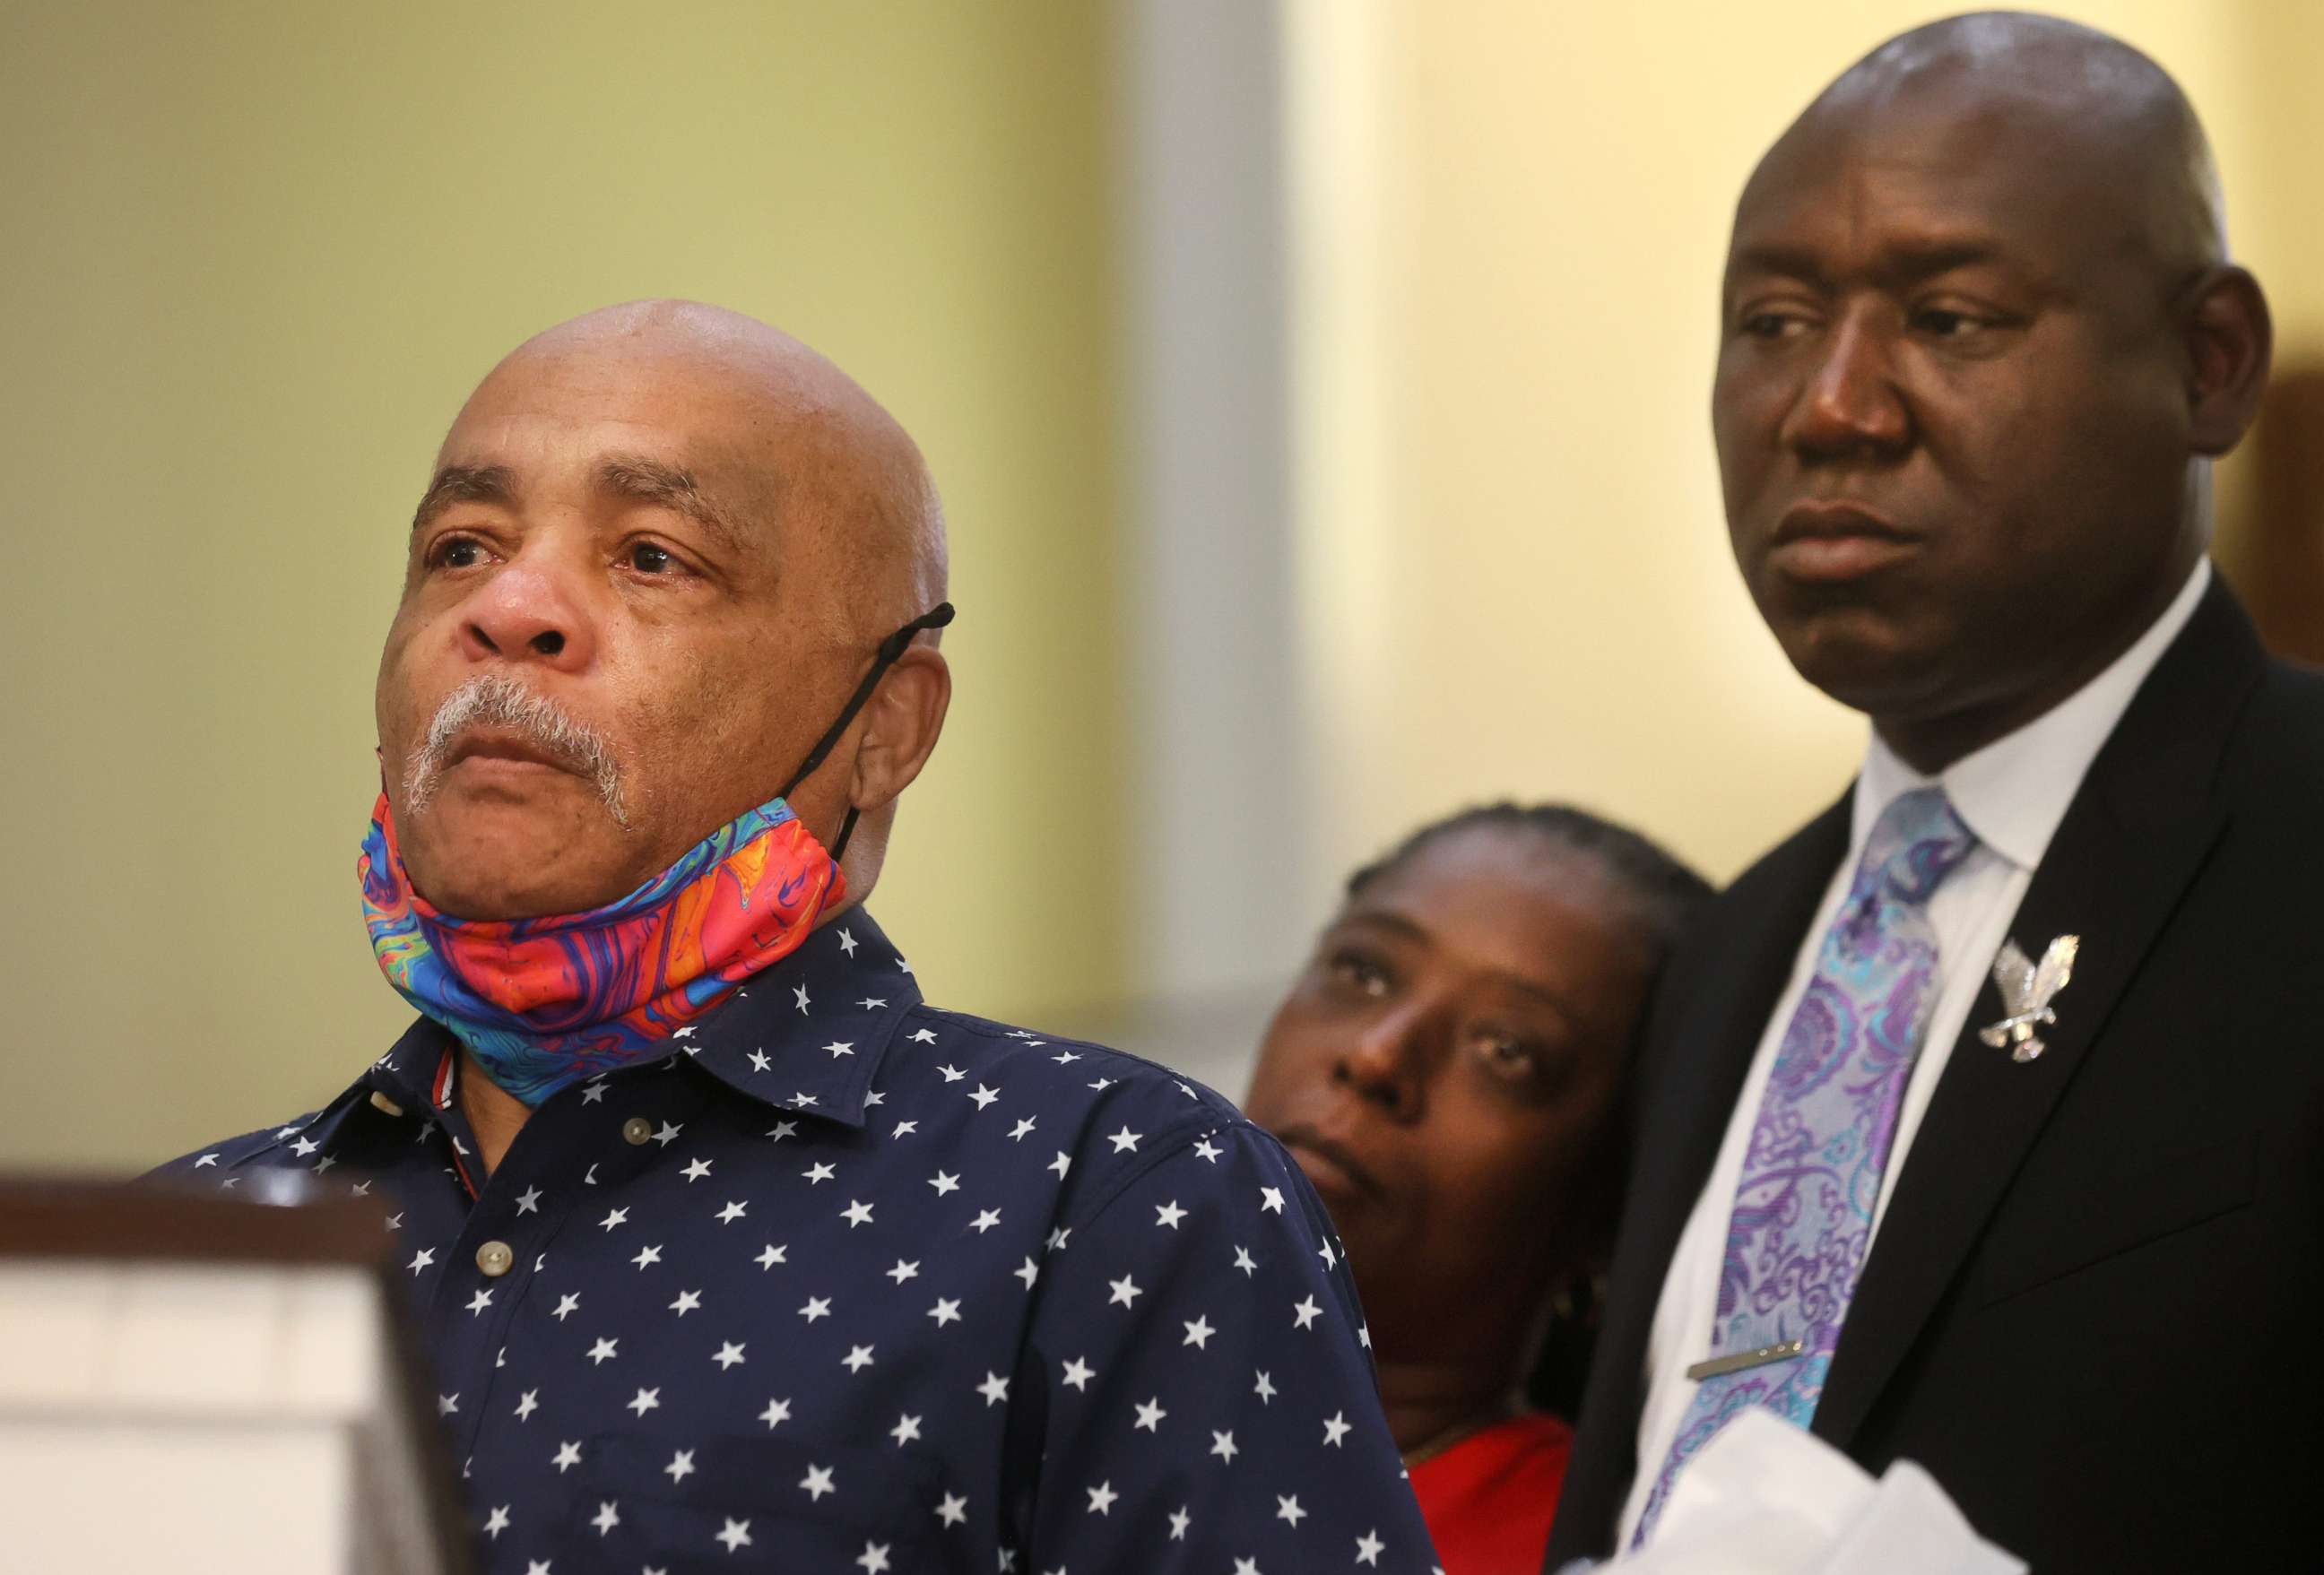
[
  {"xmin": 1852, "ymin": 557, "xmax": 2213, "ymax": 872},
  {"xmin": 356, "ymin": 908, "xmax": 924, "ymax": 1131}
]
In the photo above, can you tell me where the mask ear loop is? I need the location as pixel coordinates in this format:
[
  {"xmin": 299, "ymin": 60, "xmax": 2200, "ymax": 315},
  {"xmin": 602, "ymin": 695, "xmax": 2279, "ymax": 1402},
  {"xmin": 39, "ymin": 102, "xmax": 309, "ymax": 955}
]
[{"xmin": 776, "ymin": 602, "xmax": 957, "ymax": 862}]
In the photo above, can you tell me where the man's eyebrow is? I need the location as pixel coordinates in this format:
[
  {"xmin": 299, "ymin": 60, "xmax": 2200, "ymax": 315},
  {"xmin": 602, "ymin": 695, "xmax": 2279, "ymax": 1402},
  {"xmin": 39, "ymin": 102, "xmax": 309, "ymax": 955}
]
[
  {"xmin": 411, "ymin": 463, "xmax": 518, "ymax": 532},
  {"xmin": 597, "ymin": 455, "xmax": 750, "ymax": 556},
  {"xmin": 1728, "ymin": 238, "xmax": 2008, "ymax": 292}
]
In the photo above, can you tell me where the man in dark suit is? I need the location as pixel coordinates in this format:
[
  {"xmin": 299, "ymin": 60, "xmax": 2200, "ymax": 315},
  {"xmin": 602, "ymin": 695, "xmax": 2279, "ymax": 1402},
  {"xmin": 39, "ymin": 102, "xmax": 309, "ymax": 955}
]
[{"xmin": 1546, "ymin": 14, "xmax": 2319, "ymax": 1571}]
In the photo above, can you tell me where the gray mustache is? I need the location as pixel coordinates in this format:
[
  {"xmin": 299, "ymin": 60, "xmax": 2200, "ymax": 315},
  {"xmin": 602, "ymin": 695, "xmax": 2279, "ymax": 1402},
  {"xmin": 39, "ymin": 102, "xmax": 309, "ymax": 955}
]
[{"xmin": 403, "ymin": 674, "xmax": 629, "ymax": 827}]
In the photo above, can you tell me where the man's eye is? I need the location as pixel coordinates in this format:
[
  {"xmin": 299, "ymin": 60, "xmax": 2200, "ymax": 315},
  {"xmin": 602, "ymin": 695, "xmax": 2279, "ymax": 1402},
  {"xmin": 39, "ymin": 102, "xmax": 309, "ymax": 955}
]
[
  {"xmin": 627, "ymin": 541, "xmax": 677, "ymax": 575},
  {"xmin": 1477, "ymin": 1033, "xmax": 1539, "ymax": 1073},
  {"xmin": 1913, "ymin": 307, "xmax": 1981, "ymax": 338},
  {"xmin": 429, "ymin": 537, "xmax": 488, "ymax": 570}
]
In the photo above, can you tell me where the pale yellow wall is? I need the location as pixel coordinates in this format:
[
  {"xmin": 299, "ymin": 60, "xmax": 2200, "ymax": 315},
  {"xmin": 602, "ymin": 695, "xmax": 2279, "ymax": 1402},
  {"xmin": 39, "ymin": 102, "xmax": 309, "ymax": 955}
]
[
  {"xmin": 0, "ymin": 3, "xmax": 1124, "ymax": 1170},
  {"xmin": 1305, "ymin": 1, "xmax": 2297, "ymax": 894}
]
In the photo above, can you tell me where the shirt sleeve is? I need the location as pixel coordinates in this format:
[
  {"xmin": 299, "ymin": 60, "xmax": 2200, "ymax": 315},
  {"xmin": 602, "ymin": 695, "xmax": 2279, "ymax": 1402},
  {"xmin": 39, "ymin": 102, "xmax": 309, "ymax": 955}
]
[{"xmin": 1015, "ymin": 1118, "xmax": 1441, "ymax": 1574}]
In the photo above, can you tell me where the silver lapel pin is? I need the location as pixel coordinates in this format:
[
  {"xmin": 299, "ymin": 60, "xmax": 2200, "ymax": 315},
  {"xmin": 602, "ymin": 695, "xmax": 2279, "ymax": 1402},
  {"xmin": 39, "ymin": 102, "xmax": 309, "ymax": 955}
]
[{"xmin": 1981, "ymin": 934, "xmax": 2079, "ymax": 1061}]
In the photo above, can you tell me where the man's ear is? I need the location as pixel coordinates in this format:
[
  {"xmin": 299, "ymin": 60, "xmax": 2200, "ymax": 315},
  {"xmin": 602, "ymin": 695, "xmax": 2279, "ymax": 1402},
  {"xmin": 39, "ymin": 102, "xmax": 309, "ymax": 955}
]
[
  {"xmin": 2187, "ymin": 264, "xmax": 2274, "ymax": 457},
  {"xmin": 846, "ymin": 644, "xmax": 951, "ymax": 816}
]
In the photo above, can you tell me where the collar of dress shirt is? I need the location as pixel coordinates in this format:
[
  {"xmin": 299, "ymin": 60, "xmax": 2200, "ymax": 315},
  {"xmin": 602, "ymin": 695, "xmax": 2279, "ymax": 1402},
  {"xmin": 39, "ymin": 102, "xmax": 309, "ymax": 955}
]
[
  {"xmin": 1851, "ymin": 557, "xmax": 2213, "ymax": 871},
  {"xmin": 359, "ymin": 908, "xmax": 924, "ymax": 1131}
]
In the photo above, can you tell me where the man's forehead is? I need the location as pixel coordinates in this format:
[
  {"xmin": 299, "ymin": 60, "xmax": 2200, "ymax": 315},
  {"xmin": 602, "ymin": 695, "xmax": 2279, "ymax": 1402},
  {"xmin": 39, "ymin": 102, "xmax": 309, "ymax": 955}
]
[{"xmin": 1732, "ymin": 97, "xmax": 2130, "ymax": 275}]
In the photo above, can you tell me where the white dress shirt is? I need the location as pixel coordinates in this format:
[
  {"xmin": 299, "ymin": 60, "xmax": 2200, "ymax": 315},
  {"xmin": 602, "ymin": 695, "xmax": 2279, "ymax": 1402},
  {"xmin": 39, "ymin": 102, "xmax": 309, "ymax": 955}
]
[{"xmin": 1617, "ymin": 558, "xmax": 2213, "ymax": 1546}]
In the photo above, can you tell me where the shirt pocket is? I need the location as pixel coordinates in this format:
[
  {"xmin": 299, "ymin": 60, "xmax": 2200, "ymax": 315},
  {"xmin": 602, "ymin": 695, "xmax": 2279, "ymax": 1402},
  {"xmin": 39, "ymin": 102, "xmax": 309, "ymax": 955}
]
[
  {"xmin": 563, "ymin": 1433, "xmax": 944, "ymax": 1572},
  {"xmin": 1977, "ymin": 1129, "xmax": 2257, "ymax": 1307}
]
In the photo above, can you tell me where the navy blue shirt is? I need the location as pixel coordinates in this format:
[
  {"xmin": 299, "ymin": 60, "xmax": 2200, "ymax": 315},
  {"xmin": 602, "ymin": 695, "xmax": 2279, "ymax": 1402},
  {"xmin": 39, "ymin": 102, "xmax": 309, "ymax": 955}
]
[{"xmin": 159, "ymin": 912, "xmax": 1437, "ymax": 1574}]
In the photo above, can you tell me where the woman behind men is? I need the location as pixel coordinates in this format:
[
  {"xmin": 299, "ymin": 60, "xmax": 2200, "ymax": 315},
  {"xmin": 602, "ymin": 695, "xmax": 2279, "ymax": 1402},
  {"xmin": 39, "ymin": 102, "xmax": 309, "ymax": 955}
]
[{"xmin": 1244, "ymin": 803, "xmax": 1709, "ymax": 1574}]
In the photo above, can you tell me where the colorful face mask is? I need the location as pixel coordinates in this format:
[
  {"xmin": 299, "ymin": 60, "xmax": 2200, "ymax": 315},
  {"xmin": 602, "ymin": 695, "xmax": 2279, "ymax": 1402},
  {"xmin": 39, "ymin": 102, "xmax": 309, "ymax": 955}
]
[
  {"xmin": 360, "ymin": 791, "xmax": 843, "ymax": 1105},
  {"xmin": 361, "ymin": 601, "xmax": 955, "ymax": 1106}
]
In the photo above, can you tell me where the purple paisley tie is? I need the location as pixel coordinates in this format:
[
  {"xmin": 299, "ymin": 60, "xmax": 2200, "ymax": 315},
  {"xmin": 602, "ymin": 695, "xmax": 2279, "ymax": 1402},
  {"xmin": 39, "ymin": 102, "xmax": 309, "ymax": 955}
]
[{"xmin": 1633, "ymin": 785, "xmax": 1976, "ymax": 1545}]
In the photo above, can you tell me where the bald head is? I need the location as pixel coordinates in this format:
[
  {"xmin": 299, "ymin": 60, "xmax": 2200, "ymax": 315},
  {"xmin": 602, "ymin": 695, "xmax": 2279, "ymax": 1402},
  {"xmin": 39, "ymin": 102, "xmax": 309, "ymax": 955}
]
[
  {"xmin": 456, "ymin": 299, "xmax": 948, "ymax": 647},
  {"xmin": 380, "ymin": 300, "xmax": 957, "ymax": 920},
  {"xmin": 1758, "ymin": 13, "xmax": 2225, "ymax": 290}
]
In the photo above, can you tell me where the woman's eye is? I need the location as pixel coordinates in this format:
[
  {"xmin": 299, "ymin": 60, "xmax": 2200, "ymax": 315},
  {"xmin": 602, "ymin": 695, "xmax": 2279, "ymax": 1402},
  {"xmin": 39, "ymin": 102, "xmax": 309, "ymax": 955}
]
[{"xmin": 1327, "ymin": 949, "xmax": 1392, "ymax": 998}]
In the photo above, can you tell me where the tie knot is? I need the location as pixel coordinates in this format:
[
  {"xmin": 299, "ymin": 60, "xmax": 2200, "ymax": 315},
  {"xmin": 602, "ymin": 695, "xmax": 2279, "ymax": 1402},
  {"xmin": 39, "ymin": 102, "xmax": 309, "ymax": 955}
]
[{"xmin": 1860, "ymin": 786, "xmax": 1975, "ymax": 904}]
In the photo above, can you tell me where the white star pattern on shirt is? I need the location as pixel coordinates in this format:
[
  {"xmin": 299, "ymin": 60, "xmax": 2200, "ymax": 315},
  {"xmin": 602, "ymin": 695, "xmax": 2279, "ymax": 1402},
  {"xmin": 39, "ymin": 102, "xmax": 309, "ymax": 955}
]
[{"xmin": 161, "ymin": 913, "xmax": 1435, "ymax": 1575}]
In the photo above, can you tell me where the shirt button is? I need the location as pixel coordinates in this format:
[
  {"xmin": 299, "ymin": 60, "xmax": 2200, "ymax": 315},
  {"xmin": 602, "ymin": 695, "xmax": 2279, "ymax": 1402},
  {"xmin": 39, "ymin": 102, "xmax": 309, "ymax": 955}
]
[
  {"xmin": 621, "ymin": 1116, "xmax": 654, "ymax": 1146},
  {"xmin": 475, "ymin": 1241, "xmax": 515, "ymax": 1277}
]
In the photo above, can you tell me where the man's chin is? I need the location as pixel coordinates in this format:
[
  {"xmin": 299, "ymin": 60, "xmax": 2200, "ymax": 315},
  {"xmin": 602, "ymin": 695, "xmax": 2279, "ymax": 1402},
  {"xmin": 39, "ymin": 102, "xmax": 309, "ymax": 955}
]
[{"xmin": 398, "ymin": 796, "xmax": 637, "ymax": 922}]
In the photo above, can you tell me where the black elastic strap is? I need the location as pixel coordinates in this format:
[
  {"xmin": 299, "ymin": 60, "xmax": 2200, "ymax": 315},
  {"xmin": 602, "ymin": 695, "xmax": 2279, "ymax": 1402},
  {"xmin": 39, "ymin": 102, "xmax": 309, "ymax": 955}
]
[{"xmin": 779, "ymin": 601, "xmax": 956, "ymax": 861}]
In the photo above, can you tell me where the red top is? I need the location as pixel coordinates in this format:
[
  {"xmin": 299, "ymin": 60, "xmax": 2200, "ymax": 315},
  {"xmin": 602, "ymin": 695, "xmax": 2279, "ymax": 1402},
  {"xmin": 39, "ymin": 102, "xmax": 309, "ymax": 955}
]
[{"xmin": 1408, "ymin": 1411, "xmax": 1574, "ymax": 1575}]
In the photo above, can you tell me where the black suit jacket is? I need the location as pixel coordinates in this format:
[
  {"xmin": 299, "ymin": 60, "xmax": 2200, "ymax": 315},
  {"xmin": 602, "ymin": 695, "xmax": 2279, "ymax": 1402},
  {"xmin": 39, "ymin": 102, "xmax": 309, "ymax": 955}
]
[{"xmin": 1547, "ymin": 580, "xmax": 2324, "ymax": 1572}]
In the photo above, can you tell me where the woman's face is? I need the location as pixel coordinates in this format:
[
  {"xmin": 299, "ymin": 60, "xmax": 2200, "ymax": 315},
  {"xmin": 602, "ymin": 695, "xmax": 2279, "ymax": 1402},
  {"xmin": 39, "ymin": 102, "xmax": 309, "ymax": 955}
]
[{"xmin": 1242, "ymin": 825, "xmax": 1653, "ymax": 1357}]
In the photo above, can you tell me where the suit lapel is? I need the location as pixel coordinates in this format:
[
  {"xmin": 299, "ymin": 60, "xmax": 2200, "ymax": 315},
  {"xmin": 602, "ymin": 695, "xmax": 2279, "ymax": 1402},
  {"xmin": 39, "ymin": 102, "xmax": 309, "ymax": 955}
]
[{"xmin": 1813, "ymin": 580, "xmax": 2266, "ymax": 1450}]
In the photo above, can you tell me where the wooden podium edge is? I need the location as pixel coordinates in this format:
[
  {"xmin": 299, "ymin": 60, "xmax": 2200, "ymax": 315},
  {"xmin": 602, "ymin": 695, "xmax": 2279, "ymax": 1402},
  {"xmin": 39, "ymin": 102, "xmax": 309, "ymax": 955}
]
[{"xmin": 0, "ymin": 1174, "xmax": 478, "ymax": 1575}]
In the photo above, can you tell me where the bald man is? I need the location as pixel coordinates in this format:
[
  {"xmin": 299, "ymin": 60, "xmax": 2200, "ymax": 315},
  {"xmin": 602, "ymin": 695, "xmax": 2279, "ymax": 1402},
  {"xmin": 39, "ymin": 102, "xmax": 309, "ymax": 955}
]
[
  {"xmin": 1546, "ymin": 16, "xmax": 2320, "ymax": 1571},
  {"xmin": 156, "ymin": 303, "xmax": 1435, "ymax": 1573}
]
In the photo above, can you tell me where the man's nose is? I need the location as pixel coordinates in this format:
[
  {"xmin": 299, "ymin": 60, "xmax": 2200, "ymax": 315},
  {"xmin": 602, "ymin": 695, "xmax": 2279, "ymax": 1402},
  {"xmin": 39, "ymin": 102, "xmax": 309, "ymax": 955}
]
[
  {"xmin": 456, "ymin": 549, "xmax": 596, "ymax": 671},
  {"xmin": 1782, "ymin": 310, "xmax": 1912, "ymax": 462},
  {"xmin": 1331, "ymin": 1008, "xmax": 1435, "ymax": 1123}
]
